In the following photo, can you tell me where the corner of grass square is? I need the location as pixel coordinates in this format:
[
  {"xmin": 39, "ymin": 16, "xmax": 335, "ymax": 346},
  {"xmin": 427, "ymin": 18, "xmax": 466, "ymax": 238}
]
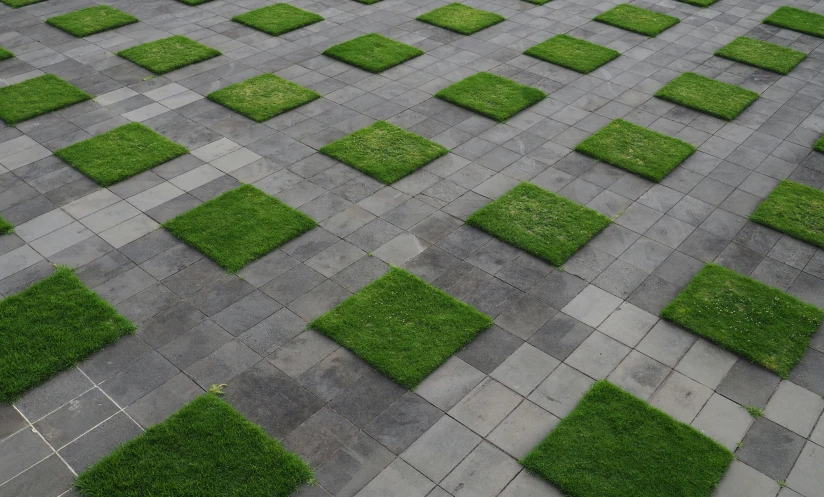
[
  {"xmin": 310, "ymin": 267, "xmax": 492, "ymax": 389},
  {"xmin": 1, "ymin": 0, "xmax": 48, "ymax": 7},
  {"xmin": 416, "ymin": 3, "xmax": 505, "ymax": 35},
  {"xmin": 0, "ymin": 74, "xmax": 92, "ymax": 125},
  {"xmin": 750, "ymin": 180, "xmax": 824, "ymax": 250},
  {"xmin": 763, "ymin": 7, "xmax": 824, "ymax": 38},
  {"xmin": 322, "ymin": 34, "xmax": 423, "ymax": 73},
  {"xmin": 232, "ymin": 4, "xmax": 324, "ymax": 36},
  {"xmin": 654, "ymin": 72, "xmax": 759, "ymax": 121},
  {"xmin": 46, "ymin": 6, "xmax": 139, "ymax": 38},
  {"xmin": 0, "ymin": 47, "xmax": 13, "ymax": 61},
  {"xmin": 815, "ymin": 135, "xmax": 824, "ymax": 153},
  {"xmin": 117, "ymin": 36, "xmax": 221, "ymax": 75},
  {"xmin": 435, "ymin": 72, "xmax": 546, "ymax": 122},
  {"xmin": 163, "ymin": 184, "xmax": 317, "ymax": 273},
  {"xmin": 715, "ymin": 37, "xmax": 806, "ymax": 75},
  {"xmin": 207, "ymin": 74, "xmax": 320, "ymax": 122},
  {"xmin": 0, "ymin": 216, "xmax": 14, "ymax": 235}
]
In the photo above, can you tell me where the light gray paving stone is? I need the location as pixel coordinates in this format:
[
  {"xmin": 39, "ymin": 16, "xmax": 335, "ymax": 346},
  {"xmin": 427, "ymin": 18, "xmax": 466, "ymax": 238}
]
[
  {"xmin": 764, "ymin": 381, "xmax": 824, "ymax": 438},
  {"xmin": 490, "ymin": 343, "xmax": 560, "ymax": 396},
  {"xmin": 597, "ymin": 302, "xmax": 658, "ymax": 347},
  {"xmin": 692, "ymin": 393, "xmax": 753, "ymax": 451},
  {"xmin": 448, "ymin": 378, "xmax": 522, "ymax": 437},
  {"xmin": 607, "ymin": 350, "xmax": 671, "ymax": 400},
  {"xmin": 487, "ymin": 400, "xmax": 558, "ymax": 459},
  {"xmin": 499, "ymin": 470, "xmax": 564, "ymax": 497},
  {"xmin": 713, "ymin": 460, "xmax": 780, "ymax": 497},
  {"xmin": 561, "ymin": 285, "xmax": 623, "ymax": 328},
  {"xmin": 415, "ymin": 356, "xmax": 485, "ymax": 411},
  {"xmin": 355, "ymin": 459, "xmax": 434, "ymax": 497},
  {"xmin": 565, "ymin": 331, "xmax": 630, "ymax": 380},
  {"xmin": 675, "ymin": 339, "xmax": 738, "ymax": 390},
  {"xmin": 528, "ymin": 363, "xmax": 594, "ymax": 418},
  {"xmin": 440, "ymin": 441, "xmax": 521, "ymax": 497},
  {"xmin": 650, "ymin": 371, "xmax": 714, "ymax": 424},
  {"xmin": 786, "ymin": 442, "xmax": 824, "ymax": 497},
  {"xmin": 401, "ymin": 415, "xmax": 481, "ymax": 483}
]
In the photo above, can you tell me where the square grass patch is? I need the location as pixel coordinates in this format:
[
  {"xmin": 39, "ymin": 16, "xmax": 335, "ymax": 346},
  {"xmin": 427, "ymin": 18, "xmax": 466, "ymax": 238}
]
[
  {"xmin": 1, "ymin": 0, "xmax": 47, "ymax": 7},
  {"xmin": 75, "ymin": 394, "xmax": 313, "ymax": 497},
  {"xmin": 118, "ymin": 36, "xmax": 221, "ymax": 75},
  {"xmin": 435, "ymin": 72, "xmax": 546, "ymax": 122},
  {"xmin": 207, "ymin": 74, "xmax": 320, "ymax": 122},
  {"xmin": 525, "ymin": 34, "xmax": 620, "ymax": 74},
  {"xmin": 0, "ymin": 216, "xmax": 13, "ymax": 235},
  {"xmin": 0, "ymin": 47, "xmax": 13, "ymax": 61},
  {"xmin": 416, "ymin": 3, "xmax": 505, "ymax": 35},
  {"xmin": 751, "ymin": 180, "xmax": 824, "ymax": 250},
  {"xmin": 55, "ymin": 123, "xmax": 188, "ymax": 187},
  {"xmin": 0, "ymin": 74, "xmax": 91, "ymax": 125},
  {"xmin": 319, "ymin": 121, "xmax": 447, "ymax": 184},
  {"xmin": 522, "ymin": 381, "xmax": 733, "ymax": 497},
  {"xmin": 816, "ymin": 134, "xmax": 824, "ymax": 153},
  {"xmin": 163, "ymin": 184, "xmax": 316, "ymax": 273},
  {"xmin": 764, "ymin": 6, "xmax": 824, "ymax": 38},
  {"xmin": 47, "ymin": 6, "xmax": 138, "ymax": 37},
  {"xmin": 0, "ymin": 267, "xmax": 134, "ymax": 402},
  {"xmin": 716, "ymin": 37, "xmax": 806, "ymax": 75},
  {"xmin": 323, "ymin": 33, "xmax": 423, "ymax": 73},
  {"xmin": 311, "ymin": 268, "xmax": 492, "ymax": 389},
  {"xmin": 467, "ymin": 182, "xmax": 611, "ymax": 266},
  {"xmin": 594, "ymin": 4, "xmax": 679, "ymax": 37},
  {"xmin": 662, "ymin": 264, "xmax": 824, "ymax": 377},
  {"xmin": 655, "ymin": 72, "xmax": 758, "ymax": 121},
  {"xmin": 574, "ymin": 119, "xmax": 695, "ymax": 182},
  {"xmin": 233, "ymin": 4, "xmax": 324, "ymax": 36}
]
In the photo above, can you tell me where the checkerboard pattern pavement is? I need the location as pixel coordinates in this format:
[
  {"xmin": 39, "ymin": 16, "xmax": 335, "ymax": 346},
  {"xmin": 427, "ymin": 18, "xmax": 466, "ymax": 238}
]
[{"xmin": 1, "ymin": 0, "xmax": 824, "ymax": 495}]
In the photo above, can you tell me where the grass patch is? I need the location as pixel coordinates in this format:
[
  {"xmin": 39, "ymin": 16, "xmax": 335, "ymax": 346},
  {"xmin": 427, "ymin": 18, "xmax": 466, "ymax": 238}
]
[
  {"xmin": 55, "ymin": 123, "xmax": 188, "ymax": 187},
  {"xmin": 574, "ymin": 119, "xmax": 695, "ymax": 182},
  {"xmin": 118, "ymin": 36, "xmax": 221, "ymax": 75},
  {"xmin": 163, "ymin": 184, "xmax": 316, "ymax": 273},
  {"xmin": 750, "ymin": 180, "xmax": 824, "ymax": 250},
  {"xmin": 310, "ymin": 268, "xmax": 492, "ymax": 389},
  {"xmin": 0, "ymin": 47, "xmax": 13, "ymax": 61},
  {"xmin": 322, "ymin": 33, "xmax": 423, "ymax": 73},
  {"xmin": 594, "ymin": 4, "xmax": 679, "ymax": 37},
  {"xmin": 0, "ymin": 267, "xmax": 134, "ymax": 402},
  {"xmin": 522, "ymin": 381, "xmax": 733, "ymax": 497},
  {"xmin": 816, "ymin": 135, "xmax": 824, "ymax": 153},
  {"xmin": 207, "ymin": 74, "xmax": 320, "ymax": 122},
  {"xmin": 467, "ymin": 182, "xmax": 611, "ymax": 266},
  {"xmin": 354, "ymin": 0, "xmax": 382, "ymax": 4},
  {"xmin": 435, "ymin": 72, "xmax": 546, "ymax": 122},
  {"xmin": 662, "ymin": 264, "xmax": 824, "ymax": 378},
  {"xmin": 75, "ymin": 394, "xmax": 313, "ymax": 497},
  {"xmin": 416, "ymin": 3, "xmax": 505, "ymax": 35},
  {"xmin": 745, "ymin": 406, "xmax": 764, "ymax": 419},
  {"xmin": 0, "ymin": 74, "xmax": 91, "ymax": 125},
  {"xmin": 47, "ymin": 6, "xmax": 138, "ymax": 37},
  {"xmin": 655, "ymin": 72, "xmax": 759, "ymax": 121},
  {"xmin": 232, "ymin": 4, "xmax": 324, "ymax": 36},
  {"xmin": 1, "ymin": 0, "xmax": 47, "ymax": 7},
  {"xmin": 319, "ymin": 121, "xmax": 447, "ymax": 184},
  {"xmin": 715, "ymin": 37, "xmax": 806, "ymax": 75},
  {"xmin": 177, "ymin": 0, "xmax": 213, "ymax": 4},
  {"xmin": 0, "ymin": 216, "xmax": 13, "ymax": 235},
  {"xmin": 677, "ymin": 0, "xmax": 718, "ymax": 7},
  {"xmin": 524, "ymin": 0, "xmax": 552, "ymax": 4},
  {"xmin": 524, "ymin": 34, "xmax": 620, "ymax": 74},
  {"xmin": 764, "ymin": 7, "xmax": 824, "ymax": 38}
]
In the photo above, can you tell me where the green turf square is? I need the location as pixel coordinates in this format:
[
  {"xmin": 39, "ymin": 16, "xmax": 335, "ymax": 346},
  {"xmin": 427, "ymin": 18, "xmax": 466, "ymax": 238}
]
[
  {"xmin": 816, "ymin": 135, "xmax": 824, "ymax": 153},
  {"xmin": 750, "ymin": 180, "xmax": 824, "ymax": 250},
  {"xmin": 47, "ymin": 6, "xmax": 138, "ymax": 37},
  {"xmin": 322, "ymin": 33, "xmax": 423, "ymax": 73},
  {"xmin": 522, "ymin": 381, "xmax": 733, "ymax": 497},
  {"xmin": 163, "ymin": 184, "xmax": 316, "ymax": 272},
  {"xmin": 233, "ymin": 4, "xmax": 324, "ymax": 36},
  {"xmin": 467, "ymin": 182, "xmax": 611, "ymax": 266},
  {"xmin": 715, "ymin": 37, "xmax": 806, "ymax": 75},
  {"xmin": 55, "ymin": 123, "xmax": 188, "ymax": 187},
  {"xmin": 0, "ymin": 74, "xmax": 91, "ymax": 125},
  {"xmin": 310, "ymin": 267, "xmax": 492, "ymax": 389},
  {"xmin": 1, "ymin": 0, "xmax": 46, "ymax": 7},
  {"xmin": 319, "ymin": 121, "xmax": 447, "ymax": 184},
  {"xmin": 117, "ymin": 36, "xmax": 221, "ymax": 75},
  {"xmin": 75, "ymin": 394, "xmax": 313, "ymax": 497},
  {"xmin": 0, "ymin": 216, "xmax": 13, "ymax": 235},
  {"xmin": 435, "ymin": 72, "xmax": 546, "ymax": 122},
  {"xmin": 594, "ymin": 4, "xmax": 679, "ymax": 37},
  {"xmin": 0, "ymin": 47, "xmax": 13, "ymax": 61},
  {"xmin": 416, "ymin": 3, "xmax": 505, "ymax": 35},
  {"xmin": 574, "ymin": 119, "xmax": 696, "ymax": 182},
  {"xmin": 655, "ymin": 72, "xmax": 759, "ymax": 120},
  {"xmin": 524, "ymin": 34, "xmax": 620, "ymax": 74},
  {"xmin": 207, "ymin": 74, "xmax": 320, "ymax": 122},
  {"xmin": 0, "ymin": 267, "xmax": 134, "ymax": 402},
  {"xmin": 764, "ymin": 6, "xmax": 824, "ymax": 38},
  {"xmin": 662, "ymin": 264, "xmax": 824, "ymax": 377}
]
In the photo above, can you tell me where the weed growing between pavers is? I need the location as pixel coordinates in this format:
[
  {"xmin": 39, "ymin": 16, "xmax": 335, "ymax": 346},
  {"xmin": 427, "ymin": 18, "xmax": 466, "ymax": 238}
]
[
  {"xmin": 47, "ymin": 6, "xmax": 138, "ymax": 37},
  {"xmin": 0, "ymin": 216, "xmax": 13, "ymax": 235},
  {"xmin": 522, "ymin": 381, "xmax": 733, "ymax": 497},
  {"xmin": 764, "ymin": 6, "xmax": 824, "ymax": 38},
  {"xmin": 163, "ymin": 184, "xmax": 316, "ymax": 273},
  {"xmin": 0, "ymin": 47, "xmax": 13, "ymax": 61},
  {"xmin": 1, "ymin": 0, "xmax": 46, "ymax": 7},
  {"xmin": 416, "ymin": 3, "xmax": 505, "ymax": 35},
  {"xmin": 207, "ymin": 74, "xmax": 320, "ymax": 122},
  {"xmin": 118, "ymin": 36, "xmax": 221, "ymax": 75},
  {"xmin": 574, "ymin": 119, "xmax": 696, "ymax": 182},
  {"xmin": 310, "ymin": 267, "xmax": 492, "ymax": 389},
  {"xmin": 232, "ymin": 4, "xmax": 324, "ymax": 36},
  {"xmin": 715, "ymin": 37, "xmax": 806, "ymax": 75},
  {"xmin": 75, "ymin": 394, "xmax": 313, "ymax": 497},
  {"xmin": 467, "ymin": 182, "xmax": 611, "ymax": 266},
  {"xmin": 0, "ymin": 74, "xmax": 91, "ymax": 125},
  {"xmin": 0, "ymin": 267, "xmax": 135, "ymax": 402},
  {"xmin": 524, "ymin": 35, "xmax": 620, "ymax": 74},
  {"xmin": 435, "ymin": 72, "xmax": 546, "ymax": 122},
  {"xmin": 323, "ymin": 33, "xmax": 423, "ymax": 73},
  {"xmin": 320, "ymin": 121, "xmax": 448, "ymax": 184},
  {"xmin": 55, "ymin": 123, "xmax": 188, "ymax": 187},
  {"xmin": 655, "ymin": 72, "xmax": 759, "ymax": 120},
  {"xmin": 662, "ymin": 264, "xmax": 824, "ymax": 377},
  {"xmin": 750, "ymin": 180, "xmax": 824, "ymax": 250},
  {"xmin": 594, "ymin": 4, "xmax": 679, "ymax": 37}
]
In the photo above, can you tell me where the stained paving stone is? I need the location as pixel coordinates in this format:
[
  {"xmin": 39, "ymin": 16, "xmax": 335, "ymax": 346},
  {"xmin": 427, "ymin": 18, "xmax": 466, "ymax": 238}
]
[
  {"xmin": 736, "ymin": 418, "xmax": 806, "ymax": 480},
  {"xmin": 440, "ymin": 441, "xmax": 521, "ymax": 497},
  {"xmin": 448, "ymin": 378, "xmax": 522, "ymax": 437}
]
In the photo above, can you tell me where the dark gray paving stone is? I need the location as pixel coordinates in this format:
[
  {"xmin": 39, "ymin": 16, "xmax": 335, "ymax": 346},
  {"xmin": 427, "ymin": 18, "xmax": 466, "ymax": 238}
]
[
  {"xmin": 115, "ymin": 283, "xmax": 179, "ymax": 324},
  {"xmin": 315, "ymin": 431, "xmax": 395, "ymax": 497},
  {"xmin": 627, "ymin": 275, "xmax": 682, "ymax": 315},
  {"xmin": 365, "ymin": 392, "xmax": 442, "ymax": 454},
  {"xmin": 162, "ymin": 258, "xmax": 225, "ymax": 298},
  {"xmin": 158, "ymin": 320, "xmax": 233, "ymax": 370},
  {"xmin": 99, "ymin": 351, "xmax": 179, "ymax": 407},
  {"xmin": 125, "ymin": 373, "xmax": 203, "ymax": 429},
  {"xmin": 789, "ymin": 348, "xmax": 824, "ymax": 396},
  {"xmin": 33, "ymin": 388, "xmax": 118, "ymax": 449},
  {"xmin": 283, "ymin": 407, "xmax": 359, "ymax": 468},
  {"xmin": 298, "ymin": 348, "xmax": 372, "ymax": 403},
  {"xmin": 14, "ymin": 367, "xmax": 92, "ymax": 422},
  {"xmin": 0, "ymin": 454, "xmax": 74, "ymax": 497},
  {"xmin": 328, "ymin": 370, "xmax": 406, "ymax": 428},
  {"xmin": 137, "ymin": 301, "xmax": 206, "ymax": 349},
  {"xmin": 456, "ymin": 325, "xmax": 522, "ymax": 374},
  {"xmin": 717, "ymin": 359, "xmax": 781, "ymax": 409},
  {"xmin": 261, "ymin": 263, "xmax": 326, "ymax": 305},
  {"xmin": 188, "ymin": 275, "xmax": 255, "ymax": 317},
  {"xmin": 212, "ymin": 290, "xmax": 282, "ymax": 336},
  {"xmin": 0, "ymin": 404, "xmax": 26, "ymax": 441},
  {"xmin": 0, "ymin": 428, "xmax": 52, "ymax": 484},
  {"xmin": 119, "ymin": 230, "xmax": 180, "ymax": 265},
  {"xmin": 58, "ymin": 413, "xmax": 142, "ymax": 473},
  {"xmin": 736, "ymin": 418, "xmax": 806, "ymax": 480},
  {"xmin": 528, "ymin": 270, "xmax": 588, "ymax": 309}
]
